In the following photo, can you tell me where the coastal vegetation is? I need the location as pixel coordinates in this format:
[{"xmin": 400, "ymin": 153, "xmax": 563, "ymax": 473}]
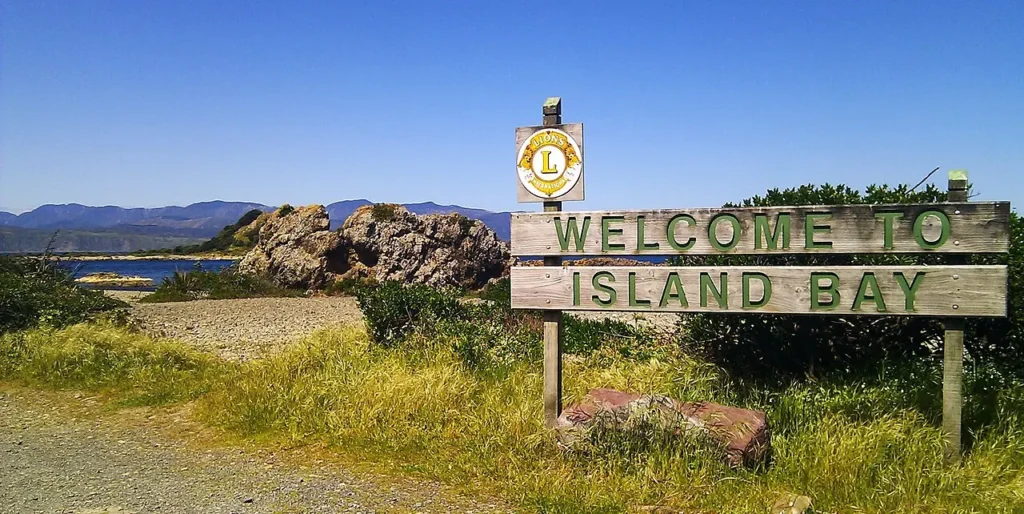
[
  {"xmin": 135, "ymin": 208, "xmax": 270, "ymax": 256},
  {"xmin": 1, "ymin": 292, "xmax": 1022, "ymax": 512},
  {"xmin": 0, "ymin": 254, "xmax": 126, "ymax": 335},
  {"xmin": 2, "ymin": 183, "xmax": 1023, "ymax": 512},
  {"xmin": 140, "ymin": 265, "xmax": 301, "ymax": 303}
]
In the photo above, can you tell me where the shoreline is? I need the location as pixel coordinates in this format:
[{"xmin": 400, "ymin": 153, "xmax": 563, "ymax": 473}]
[{"xmin": 41, "ymin": 254, "xmax": 240, "ymax": 262}]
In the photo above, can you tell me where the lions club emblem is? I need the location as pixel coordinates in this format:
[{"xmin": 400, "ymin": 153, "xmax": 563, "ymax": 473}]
[{"xmin": 516, "ymin": 128, "xmax": 583, "ymax": 199}]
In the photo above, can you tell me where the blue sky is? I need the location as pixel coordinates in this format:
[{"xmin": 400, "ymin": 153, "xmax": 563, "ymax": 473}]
[{"xmin": 1, "ymin": 1, "xmax": 1021, "ymax": 214}]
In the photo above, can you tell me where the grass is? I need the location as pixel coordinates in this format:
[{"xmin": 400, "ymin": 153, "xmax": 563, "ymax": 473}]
[{"xmin": 1, "ymin": 323, "xmax": 1022, "ymax": 512}]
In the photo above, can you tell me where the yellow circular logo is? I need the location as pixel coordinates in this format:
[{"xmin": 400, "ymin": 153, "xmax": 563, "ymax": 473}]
[{"xmin": 516, "ymin": 128, "xmax": 583, "ymax": 199}]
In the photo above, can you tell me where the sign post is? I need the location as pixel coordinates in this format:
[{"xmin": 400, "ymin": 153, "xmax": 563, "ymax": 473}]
[
  {"xmin": 541, "ymin": 98, "xmax": 564, "ymax": 429},
  {"xmin": 943, "ymin": 170, "xmax": 969, "ymax": 462},
  {"xmin": 514, "ymin": 97, "xmax": 586, "ymax": 427}
]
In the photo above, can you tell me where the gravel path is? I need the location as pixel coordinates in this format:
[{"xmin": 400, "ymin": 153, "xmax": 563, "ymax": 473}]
[
  {"xmin": 0, "ymin": 387, "xmax": 508, "ymax": 514},
  {"xmin": 129, "ymin": 297, "xmax": 364, "ymax": 361}
]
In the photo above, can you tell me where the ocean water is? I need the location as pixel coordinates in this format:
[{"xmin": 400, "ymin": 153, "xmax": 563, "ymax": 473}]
[{"xmin": 63, "ymin": 259, "xmax": 237, "ymax": 290}]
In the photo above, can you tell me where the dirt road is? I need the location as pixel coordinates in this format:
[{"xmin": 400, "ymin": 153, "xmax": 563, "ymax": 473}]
[{"xmin": 0, "ymin": 388, "xmax": 508, "ymax": 514}]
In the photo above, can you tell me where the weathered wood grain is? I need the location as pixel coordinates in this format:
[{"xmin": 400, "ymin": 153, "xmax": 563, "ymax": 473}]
[
  {"xmin": 511, "ymin": 265, "xmax": 1008, "ymax": 317},
  {"xmin": 510, "ymin": 202, "xmax": 1010, "ymax": 256}
]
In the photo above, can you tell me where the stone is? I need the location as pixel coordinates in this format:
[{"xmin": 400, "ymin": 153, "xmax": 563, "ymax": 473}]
[
  {"xmin": 337, "ymin": 204, "xmax": 511, "ymax": 289},
  {"xmin": 238, "ymin": 205, "xmax": 345, "ymax": 289},
  {"xmin": 238, "ymin": 203, "xmax": 511, "ymax": 290},
  {"xmin": 556, "ymin": 388, "xmax": 771, "ymax": 468}
]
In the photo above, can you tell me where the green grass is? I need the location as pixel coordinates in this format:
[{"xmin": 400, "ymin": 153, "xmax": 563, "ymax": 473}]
[{"xmin": 2, "ymin": 323, "xmax": 1022, "ymax": 513}]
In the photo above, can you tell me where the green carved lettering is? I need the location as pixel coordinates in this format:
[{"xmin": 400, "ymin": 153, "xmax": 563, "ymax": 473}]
[
  {"xmin": 659, "ymin": 272, "xmax": 688, "ymax": 308},
  {"xmin": 853, "ymin": 272, "xmax": 887, "ymax": 312},
  {"xmin": 709, "ymin": 214, "xmax": 741, "ymax": 252},
  {"xmin": 592, "ymin": 271, "xmax": 616, "ymax": 307},
  {"xmin": 875, "ymin": 212, "xmax": 904, "ymax": 250},
  {"xmin": 805, "ymin": 213, "xmax": 833, "ymax": 249},
  {"xmin": 666, "ymin": 214, "xmax": 696, "ymax": 251},
  {"xmin": 894, "ymin": 272, "xmax": 925, "ymax": 311},
  {"xmin": 810, "ymin": 272, "xmax": 840, "ymax": 310},
  {"xmin": 700, "ymin": 272, "xmax": 728, "ymax": 308},
  {"xmin": 554, "ymin": 216, "xmax": 591, "ymax": 252},
  {"xmin": 602, "ymin": 216, "xmax": 626, "ymax": 252},
  {"xmin": 913, "ymin": 210, "xmax": 951, "ymax": 250},
  {"xmin": 742, "ymin": 272, "xmax": 772, "ymax": 309},
  {"xmin": 636, "ymin": 216, "xmax": 660, "ymax": 251},
  {"xmin": 628, "ymin": 272, "xmax": 650, "ymax": 308},
  {"xmin": 754, "ymin": 213, "xmax": 791, "ymax": 250}
]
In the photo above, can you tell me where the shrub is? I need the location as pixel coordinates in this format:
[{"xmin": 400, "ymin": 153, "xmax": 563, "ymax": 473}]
[
  {"xmin": 370, "ymin": 203, "xmax": 398, "ymax": 222},
  {"xmin": 677, "ymin": 183, "xmax": 1023, "ymax": 380},
  {"xmin": 277, "ymin": 204, "xmax": 295, "ymax": 217},
  {"xmin": 141, "ymin": 264, "xmax": 301, "ymax": 302},
  {"xmin": 354, "ymin": 280, "xmax": 465, "ymax": 346},
  {"xmin": 0, "ymin": 254, "xmax": 126, "ymax": 335}
]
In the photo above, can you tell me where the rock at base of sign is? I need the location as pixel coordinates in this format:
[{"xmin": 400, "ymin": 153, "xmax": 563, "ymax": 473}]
[{"xmin": 556, "ymin": 388, "xmax": 771, "ymax": 468}]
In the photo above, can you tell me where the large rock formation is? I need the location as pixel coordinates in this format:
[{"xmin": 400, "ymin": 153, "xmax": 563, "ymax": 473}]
[
  {"xmin": 238, "ymin": 205, "xmax": 345, "ymax": 289},
  {"xmin": 557, "ymin": 388, "xmax": 772, "ymax": 468},
  {"xmin": 238, "ymin": 203, "xmax": 511, "ymax": 290},
  {"xmin": 338, "ymin": 204, "xmax": 511, "ymax": 289}
]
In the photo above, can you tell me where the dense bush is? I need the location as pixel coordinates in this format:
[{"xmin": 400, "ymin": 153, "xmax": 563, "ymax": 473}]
[
  {"xmin": 355, "ymin": 278, "xmax": 659, "ymax": 365},
  {"xmin": 677, "ymin": 183, "xmax": 1022, "ymax": 379},
  {"xmin": 0, "ymin": 254, "xmax": 127, "ymax": 335},
  {"xmin": 354, "ymin": 280, "xmax": 465, "ymax": 346},
  {"xmin": 141, "ymin": 264, "xmax": 301, "ymax": 303}
]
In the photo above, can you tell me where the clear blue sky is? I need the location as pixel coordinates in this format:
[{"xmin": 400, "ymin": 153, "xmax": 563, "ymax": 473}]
[{"xmin": 2, "ymin": 1, "xmax": 1021, "ymax": 214}]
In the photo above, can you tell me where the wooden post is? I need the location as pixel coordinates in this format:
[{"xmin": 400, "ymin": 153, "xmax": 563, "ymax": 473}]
[
  {"xmin": 943, "ymin": 169, "xmax": 969, "ymax": 462},
  {"xmin": 542, "ymin": 97, "xmax": 564, "ymax": 428}
]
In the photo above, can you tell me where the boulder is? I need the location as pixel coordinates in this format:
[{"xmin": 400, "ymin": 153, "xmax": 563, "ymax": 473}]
[
  {"xmin": 338, "ymin": 204, "xmax": 511, "ymax": 289},
  {"xmin": 237, "ymin": 205, "xmax": 345, "ymax": 289},
  {"xmin": 557, "ymin": 388, "xmax": 771, "ymax": 468}
]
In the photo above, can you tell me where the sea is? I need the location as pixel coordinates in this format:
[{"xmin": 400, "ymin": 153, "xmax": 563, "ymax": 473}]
[{"xmin": 62, "ymin": 259, "xmax": 238, "ymax": 290}]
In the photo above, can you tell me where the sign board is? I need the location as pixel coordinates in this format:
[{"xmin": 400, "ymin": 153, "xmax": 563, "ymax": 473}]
[
  {"xmin": 511, "ymin": 203, "xmax": 1011, "ymax": 256},
  {"xmin": 511, "ymin": 265, "xmax": 1008, "ymax": 317},
  {"xmin": 515, "ymin": 123, "xmax": 585, "ymax": 202}
]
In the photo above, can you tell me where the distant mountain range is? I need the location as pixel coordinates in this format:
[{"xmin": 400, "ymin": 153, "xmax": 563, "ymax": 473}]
[{"xmin": 0, "ymin": 200, "xmax": 512, "ymax": 253}]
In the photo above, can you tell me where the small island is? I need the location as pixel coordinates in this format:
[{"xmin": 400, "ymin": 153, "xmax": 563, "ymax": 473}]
[{"xmin": 75, "ymin": 272, "xmax": 155, "ymax": 288}]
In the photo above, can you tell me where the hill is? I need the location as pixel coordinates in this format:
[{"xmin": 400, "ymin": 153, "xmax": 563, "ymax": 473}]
[
  {"xmin": 0, "ymin": 227, "xmax": 204, "ymax": 253},
  {"xmin": 0, "ymin": 200, "xmax": 513, "ymax": 253}
]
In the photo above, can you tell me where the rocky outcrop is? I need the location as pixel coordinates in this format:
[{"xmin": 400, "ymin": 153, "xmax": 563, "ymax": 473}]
[
  {"xmin": 237, "ymin": 205, "xmax": 344, "ymax": 289},
  {"xmin": 337, "ymin": 204, "xmax": 511, "ymax": 289},
  {"xmin": 237, "ymin": 203, "xmax": 511, "ymax": 290},
  {"xmin": 557, "ymin": 388, "xmax": 771, "ymax": 468}
]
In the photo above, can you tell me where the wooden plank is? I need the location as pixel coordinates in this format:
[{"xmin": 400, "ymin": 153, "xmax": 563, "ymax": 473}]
[
  {"xmin": 510, "ymin": 265, "xmax": 1008, "ymax": 317},
  {"xmin": 510, "ymin": 202, "xmax": 1010, "ymax": 256}
]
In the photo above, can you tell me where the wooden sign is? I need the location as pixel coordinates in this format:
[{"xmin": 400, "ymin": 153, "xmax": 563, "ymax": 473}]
[
  {"xmin": 511, "ymin": 202, "xmax": 1011, "ymax": 256},
  {"xmin": 511, "ymin": 265, "xmax": 1008, "ymax": 317},
  {"xmin": 515, "ymin": 122, "xmax": 584, "ymax": 202}
]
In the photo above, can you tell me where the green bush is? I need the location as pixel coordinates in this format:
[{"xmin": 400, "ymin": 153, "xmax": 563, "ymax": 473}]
[
  {"xmin": 0, "ymin": 255, "xmax": 127, "ymax": 335},
  {"xmin": 370, "ymin": 203, "xmax": 398, "ymax": 222},
  {"xmin": 677, "ymin": 183, "xmax": 1023, "ymax": 380},
  {"xmin": 354, "ymin": 280, "xmax": 465, "ymax": 346},
  {"xmin": 141, "ymin": 264, "xmax": 301, "ymax": 303}
]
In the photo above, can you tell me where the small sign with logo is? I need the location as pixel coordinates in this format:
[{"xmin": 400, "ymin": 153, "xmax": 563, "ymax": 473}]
[{"xmin": 515, "ymin": 123, "xmax": 584, "ymax": 202}]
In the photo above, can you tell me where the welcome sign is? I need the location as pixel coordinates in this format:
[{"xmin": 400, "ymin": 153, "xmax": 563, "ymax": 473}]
[{"xmin": 510, "ymin": 203, "xmax": 1011, "ymax": 317}]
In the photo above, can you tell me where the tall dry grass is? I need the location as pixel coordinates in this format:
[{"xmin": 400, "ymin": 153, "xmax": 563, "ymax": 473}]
[{"xmin": 2, "ymin": 324, "xmax": 1022, "ymax": 512}]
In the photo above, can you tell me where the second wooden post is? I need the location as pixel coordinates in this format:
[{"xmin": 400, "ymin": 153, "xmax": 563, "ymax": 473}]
[{"xmin": 943, "ymin": 169, "xmax": 969, "ymax": 462}]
